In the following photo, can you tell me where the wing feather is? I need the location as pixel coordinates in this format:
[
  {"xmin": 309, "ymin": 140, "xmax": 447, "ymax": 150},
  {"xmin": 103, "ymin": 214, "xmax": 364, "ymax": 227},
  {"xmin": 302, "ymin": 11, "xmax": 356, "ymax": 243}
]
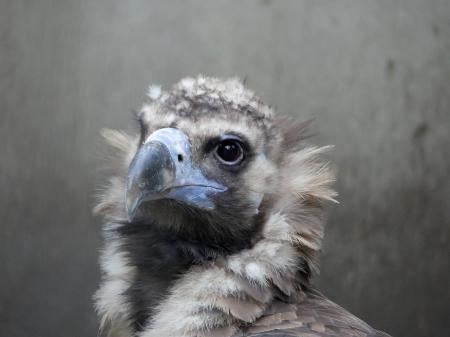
[{"xmin": 234, "ymin": 289, "xmax": 391, "ymax": 337}]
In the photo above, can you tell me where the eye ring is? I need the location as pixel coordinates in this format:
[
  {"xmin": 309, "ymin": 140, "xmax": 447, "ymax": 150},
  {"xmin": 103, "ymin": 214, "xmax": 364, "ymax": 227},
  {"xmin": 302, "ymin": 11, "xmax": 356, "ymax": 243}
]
[{"xmin": 214, "ymin": 139, "xmax": 244, "ymax": 165}]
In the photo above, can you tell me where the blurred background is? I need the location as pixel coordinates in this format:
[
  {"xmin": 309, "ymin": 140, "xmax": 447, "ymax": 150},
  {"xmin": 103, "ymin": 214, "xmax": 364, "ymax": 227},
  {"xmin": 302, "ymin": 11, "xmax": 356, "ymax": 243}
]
[{"xmin": 1, "ymin": 1, "xmax": 449, "ymax": 336}]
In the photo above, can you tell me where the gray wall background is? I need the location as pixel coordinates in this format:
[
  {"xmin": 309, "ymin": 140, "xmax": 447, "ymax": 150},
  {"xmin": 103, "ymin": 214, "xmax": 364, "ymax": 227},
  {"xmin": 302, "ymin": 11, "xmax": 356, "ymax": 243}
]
[{"xmin": 1, "ymin": 1, "xmax": 449, "ymax": 336}]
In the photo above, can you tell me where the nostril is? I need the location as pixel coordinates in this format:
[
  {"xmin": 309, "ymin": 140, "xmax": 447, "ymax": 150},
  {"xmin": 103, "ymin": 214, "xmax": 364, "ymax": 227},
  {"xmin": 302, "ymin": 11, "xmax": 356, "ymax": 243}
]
[{"xmin": 177, "ymin": 154, "xmax": 183, "ymax": 162}]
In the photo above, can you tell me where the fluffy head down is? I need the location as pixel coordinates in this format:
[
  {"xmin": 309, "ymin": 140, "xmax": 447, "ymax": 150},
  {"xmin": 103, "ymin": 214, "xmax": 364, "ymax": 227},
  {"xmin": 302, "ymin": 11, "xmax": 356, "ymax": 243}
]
[{"xmin": 94, "ymin": 76, "xmax": 337, "ymax": 337}]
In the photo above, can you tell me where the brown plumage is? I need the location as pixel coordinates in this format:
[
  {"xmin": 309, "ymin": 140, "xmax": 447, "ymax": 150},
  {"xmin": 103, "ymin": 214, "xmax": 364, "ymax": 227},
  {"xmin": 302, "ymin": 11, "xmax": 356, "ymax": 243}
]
[{"xmin": 94, "ymin": 76, "xmax": 391, "ymax": 337}]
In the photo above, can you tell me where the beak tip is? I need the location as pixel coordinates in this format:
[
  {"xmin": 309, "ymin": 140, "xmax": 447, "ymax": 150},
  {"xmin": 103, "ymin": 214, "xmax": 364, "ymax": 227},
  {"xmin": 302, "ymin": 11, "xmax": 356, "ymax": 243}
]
[{"xmin": 125, "ymin": 194, "xmax": 138, "ymax": 222}]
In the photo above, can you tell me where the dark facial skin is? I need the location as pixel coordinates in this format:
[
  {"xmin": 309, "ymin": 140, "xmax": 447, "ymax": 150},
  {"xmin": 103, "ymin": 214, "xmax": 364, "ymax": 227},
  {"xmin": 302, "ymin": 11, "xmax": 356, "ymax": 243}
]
[{"xmin": 128, "ymin": 127, "xmax": 266, "ymax": 250}]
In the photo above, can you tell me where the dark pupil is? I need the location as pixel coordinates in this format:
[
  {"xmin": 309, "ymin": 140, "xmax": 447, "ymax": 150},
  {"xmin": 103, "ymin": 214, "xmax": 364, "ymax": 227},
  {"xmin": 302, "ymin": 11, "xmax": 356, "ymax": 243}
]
[{"xmin": 217, "ymin": 141, "xmax": 241, "ymax": 162}]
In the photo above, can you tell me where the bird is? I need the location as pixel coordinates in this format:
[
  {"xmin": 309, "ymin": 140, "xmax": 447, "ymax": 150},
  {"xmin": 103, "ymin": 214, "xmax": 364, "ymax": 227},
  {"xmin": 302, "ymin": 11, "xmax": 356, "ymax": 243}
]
[{"xmin": 93, "ymin": 76, "xmax": 391, "ymax": 337}]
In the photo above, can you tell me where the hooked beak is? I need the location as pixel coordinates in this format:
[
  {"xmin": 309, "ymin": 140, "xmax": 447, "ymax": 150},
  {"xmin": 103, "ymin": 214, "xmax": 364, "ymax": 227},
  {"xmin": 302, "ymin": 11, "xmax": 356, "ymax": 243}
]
[{"xmin": 126, "ymin": 128, "xmax": 226, "ymax": 221}]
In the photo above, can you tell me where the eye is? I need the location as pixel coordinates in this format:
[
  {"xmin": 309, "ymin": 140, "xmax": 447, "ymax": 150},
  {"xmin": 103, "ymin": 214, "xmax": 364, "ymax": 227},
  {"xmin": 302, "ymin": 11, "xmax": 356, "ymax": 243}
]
[{"xmin": 215, "ymin": 139, "xmax": 244, "ymax": 165}]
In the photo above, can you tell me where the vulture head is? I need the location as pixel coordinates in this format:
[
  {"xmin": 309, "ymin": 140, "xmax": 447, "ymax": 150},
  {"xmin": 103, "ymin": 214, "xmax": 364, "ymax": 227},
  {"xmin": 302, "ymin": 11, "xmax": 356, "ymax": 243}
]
[{"xmin": 126, "ymin": 86, "xmax": 277, "ymax": 252}]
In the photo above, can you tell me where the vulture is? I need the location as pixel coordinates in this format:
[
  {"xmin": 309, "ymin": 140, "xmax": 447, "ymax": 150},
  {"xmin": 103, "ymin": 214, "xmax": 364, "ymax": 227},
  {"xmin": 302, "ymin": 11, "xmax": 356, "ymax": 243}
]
[{"xmin": 94, "ymin": 76, "xmax": 391, "ymax": 337}]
